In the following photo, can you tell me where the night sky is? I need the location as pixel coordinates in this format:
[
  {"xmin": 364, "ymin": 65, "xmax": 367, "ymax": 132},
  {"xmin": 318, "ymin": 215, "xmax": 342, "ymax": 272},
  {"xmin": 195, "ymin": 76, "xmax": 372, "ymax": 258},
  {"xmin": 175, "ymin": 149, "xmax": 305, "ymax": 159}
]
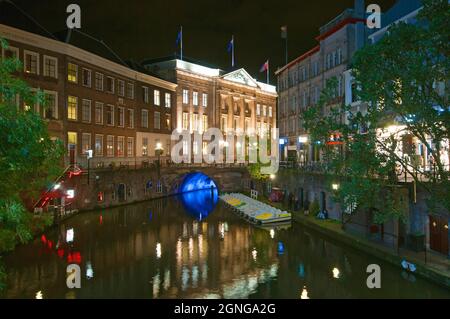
[{"xmin": 7, "ymin": 0, "xmax": 396, "ymax": 83}]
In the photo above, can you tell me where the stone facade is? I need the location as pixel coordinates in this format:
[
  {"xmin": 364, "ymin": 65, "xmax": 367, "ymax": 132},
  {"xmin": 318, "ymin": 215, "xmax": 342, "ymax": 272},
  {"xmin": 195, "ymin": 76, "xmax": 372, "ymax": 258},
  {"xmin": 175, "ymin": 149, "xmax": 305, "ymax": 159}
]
[{"xmin": 143, "ymin": 59, "xmax": 277, "ymax": 162}]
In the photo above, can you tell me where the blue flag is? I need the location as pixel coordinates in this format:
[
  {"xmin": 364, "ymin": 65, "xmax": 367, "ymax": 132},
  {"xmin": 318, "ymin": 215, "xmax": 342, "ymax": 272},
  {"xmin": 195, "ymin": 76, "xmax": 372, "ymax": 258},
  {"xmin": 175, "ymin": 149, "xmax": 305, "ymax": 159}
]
[
  {"xmin": 227, "ymin": 38, "xmax": 233, "ymax": 53},
  {"xmin": 176, "ymin": 30, "xmax": 182, "ymax": 46}
]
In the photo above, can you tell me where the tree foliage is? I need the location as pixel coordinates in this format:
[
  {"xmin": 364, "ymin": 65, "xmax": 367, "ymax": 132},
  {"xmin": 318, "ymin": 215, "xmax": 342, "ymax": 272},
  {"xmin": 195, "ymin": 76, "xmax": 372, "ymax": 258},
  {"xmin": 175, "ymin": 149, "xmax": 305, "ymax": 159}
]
[{"xmin": 0, "ymin": 38, "xmax": 64, "ymax": 256}]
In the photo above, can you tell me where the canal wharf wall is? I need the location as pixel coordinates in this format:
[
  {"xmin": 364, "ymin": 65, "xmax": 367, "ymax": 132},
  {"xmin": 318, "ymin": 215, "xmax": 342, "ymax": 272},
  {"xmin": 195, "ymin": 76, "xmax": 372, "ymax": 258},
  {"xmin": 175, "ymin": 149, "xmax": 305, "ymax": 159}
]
[{"xmin": 59, "ymin": 166, "xmax": 250, "ymax": 213}]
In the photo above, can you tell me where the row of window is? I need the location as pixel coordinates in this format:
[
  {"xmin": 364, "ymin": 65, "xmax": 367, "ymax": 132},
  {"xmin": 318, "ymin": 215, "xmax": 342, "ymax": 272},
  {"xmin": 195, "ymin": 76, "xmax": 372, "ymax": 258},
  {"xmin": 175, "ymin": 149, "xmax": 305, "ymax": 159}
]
[
  {"xmin": 182, "ymin": 89, "xmax": 208, "ymax": 107},
  {"xmin": 280, "ymin": 76, "xmax": 343, "ymax": 116},
  {"xmin": 278, "ymin": 48, "xmax": 343, "ymax": 91},
  {"xmin": 256, "ymin": 104, "xmax": 273, "ymax": 117},
  {"xmin": 69, "ymin": 63, "xmax": 170, "ymax": 107},
  {"xmin": 66, "ymin": 96, "xmax": 170, "ymax": 130},
  {"xmin": 69, "ymin": 132, "xmax": 135, "ymax": 158},
  {"xmin": 182, "ymin": 112, "xmax": 209, "ymax": 132},
  {"xmin": 1, "ymin": 46, "xmax": 58, "ymax": 79},
  {"xmin": 219, "ymin": 115, "xmax": 272, "ymax": 135},
  {"xmin": 0, "ymin": 46, "xmax": 172, "ymax": 108}
]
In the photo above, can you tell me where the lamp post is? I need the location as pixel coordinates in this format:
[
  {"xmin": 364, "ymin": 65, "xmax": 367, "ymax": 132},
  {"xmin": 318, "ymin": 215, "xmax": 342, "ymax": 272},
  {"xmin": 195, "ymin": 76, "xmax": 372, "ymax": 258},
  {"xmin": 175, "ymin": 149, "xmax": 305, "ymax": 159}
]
[
  {"xmin": 86, "ymin": 150, "xmax": 93, "ymax": 185},
  {"xmin": 155, "ymin": 142, "xmax": 164, "ymax": 179}
]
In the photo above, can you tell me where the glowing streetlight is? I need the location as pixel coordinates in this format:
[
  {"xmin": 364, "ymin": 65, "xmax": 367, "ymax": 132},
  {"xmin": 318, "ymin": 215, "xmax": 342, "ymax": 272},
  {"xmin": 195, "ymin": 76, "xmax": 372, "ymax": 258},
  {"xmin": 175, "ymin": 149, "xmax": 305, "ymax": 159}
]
[
  {"xmin": 332, "ymin": 267, "xmax": 341, "ymax": 279},
  {"xmin": 332, "ymin": 183, "xmax": 340, "ymax": 191}
]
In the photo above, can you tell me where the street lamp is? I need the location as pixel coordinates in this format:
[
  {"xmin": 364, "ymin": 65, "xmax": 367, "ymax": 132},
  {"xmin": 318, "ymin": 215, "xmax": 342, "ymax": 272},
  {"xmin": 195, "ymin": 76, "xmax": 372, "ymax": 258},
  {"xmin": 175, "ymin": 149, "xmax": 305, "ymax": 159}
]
[
  {"xmin": 86, "ymin": 150, "xmax": 93, "ymax": 185},
  {"xmin": 155, "ymin": 142, "xmax": 164, "ymax": 179}
]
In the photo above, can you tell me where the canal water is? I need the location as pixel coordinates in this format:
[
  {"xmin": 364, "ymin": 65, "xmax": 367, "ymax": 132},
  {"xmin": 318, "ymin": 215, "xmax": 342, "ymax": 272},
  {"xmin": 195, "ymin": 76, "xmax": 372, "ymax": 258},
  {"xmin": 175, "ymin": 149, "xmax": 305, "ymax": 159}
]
[{"xmin": 2, "ymin": 190, "xmax": 450, "ymax": 299}]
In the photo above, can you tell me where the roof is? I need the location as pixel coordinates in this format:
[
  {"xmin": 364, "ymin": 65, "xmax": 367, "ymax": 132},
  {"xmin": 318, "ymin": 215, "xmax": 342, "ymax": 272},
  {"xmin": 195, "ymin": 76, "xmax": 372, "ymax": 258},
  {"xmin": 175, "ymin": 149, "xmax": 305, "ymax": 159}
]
[
  {"xmin": 275, "ymin": 46, "xmax": 320, "ymax": 75},
  {"xmin": 379, "ymin": 0, "xmax": 423, "ymax": 29}
]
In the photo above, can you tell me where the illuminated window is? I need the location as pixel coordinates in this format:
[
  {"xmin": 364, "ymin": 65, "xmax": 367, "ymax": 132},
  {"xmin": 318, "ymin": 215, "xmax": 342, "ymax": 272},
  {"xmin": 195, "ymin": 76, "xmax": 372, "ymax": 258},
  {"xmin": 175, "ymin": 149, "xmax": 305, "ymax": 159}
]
[
  {"xmin": 43, "ymin": 55, "xmax": 57, "ymax": 78},
  {"xmin": 268, "ymin": 106, "xmax": 273, "ymax": 117},
  {"xmin": 192, "ymin": 113, "xmax": 199, "ymax": 131},
  {"xmin": 182, "ymin": 112, "xmax": 189, "ymax": 130},
  {"xmin": 256, "ymin": 104, "xmax": 261, "ymax": 116},
  {"xmin": 127, "ymin": 137, "xmax": 134, "ymax": 157},
  {"xmin": 154, "ymin": 90, "xmax": 160, "ymax": 106},
  {"xmin": 67, "ymin": 63, "xmax": 77, "ymax": 82},
  {"xmin": 263, "ymin": 105, "xmax": 267, "ymax": 117},
  {"xmin": 107, "ymin": 135, "xmax": 114, "ymax": 157},
  {"xmin": 67, "ymin": 96, "xmax": 77, "ymax": 120},
  {"xmin": 193, "ymin": 91, "xmax": 199, "ymax": 106},
  {"xmin": 202, "ymin": 93, "xmax": 208, "ymax": 107},
  {"xmin": 117, "ymin": 136, "xmax": 125, "ymax": 157},
  {"xmin": 67, "ymin": 132, "xmax": 77, "ymax": 151},
  {"xmin": 182, "ymin": 89, "xmax": 189, "ymax": 104},
  {"xmin": 95, "ymin": 134, "xmax": 103, "ymax": 156},
  {"xmin": 202, "ymin": 114, "xmax": 208, "ymax": 131},
  {"xmin": 165, "ymin": 93, "xmax": 171, "ymax": 108},
  {"xmin": 166, "ymin": 114, "xmax": 171, "ymax": 129},
  {"xmin": 142, "ymin": 137, "xmax": 148, "ymax": 156}
]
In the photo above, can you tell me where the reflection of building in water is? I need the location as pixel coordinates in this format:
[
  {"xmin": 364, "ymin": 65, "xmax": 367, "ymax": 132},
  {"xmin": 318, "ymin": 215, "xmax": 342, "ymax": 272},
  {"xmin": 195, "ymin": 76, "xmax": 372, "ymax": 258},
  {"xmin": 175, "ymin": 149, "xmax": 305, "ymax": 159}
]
[{"xmin": 4, "ymin": 201, "xmax": 278, "ymax": 299}]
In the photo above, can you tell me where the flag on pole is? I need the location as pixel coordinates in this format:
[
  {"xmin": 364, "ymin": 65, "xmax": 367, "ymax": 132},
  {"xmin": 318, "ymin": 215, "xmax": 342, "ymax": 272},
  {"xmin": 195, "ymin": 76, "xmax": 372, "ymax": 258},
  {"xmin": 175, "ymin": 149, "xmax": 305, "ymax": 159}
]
[
  {"xmin": 260, "ymin": 60, "xmax": 269, "ymax": 73},
  {"xmin": 176, "ymin": 26, "xmax": 183, "ymax": 60},
  {"xmin": 281, "ymin": 25, "xmax": 287, "ymax": 39},
  {"xmin": 260, "ymin": 60, "xmax": 270, "ymax": 84},
  {"xmin": 226, "ymin": 37, "xmax": 234, "ymax": 53},
  {"xmin": 227, "ymin": 36, "xmax": 235, "ymax": 68}
]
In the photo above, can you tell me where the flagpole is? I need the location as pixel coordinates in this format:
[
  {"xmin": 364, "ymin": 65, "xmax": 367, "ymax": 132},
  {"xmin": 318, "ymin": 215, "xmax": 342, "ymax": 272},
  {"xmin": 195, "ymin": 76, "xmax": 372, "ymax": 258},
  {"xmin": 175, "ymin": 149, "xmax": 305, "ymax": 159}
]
[
  {"xmin": 232, "ymin": 35, "xmax": 235, "ymax": 68},
  {"xmin": 267, "ymin": 60, "xmax": 270, "ymax": 84},
  {"xmin": 180, "ymin": 26, "xmax": 183, "ymax": 61}
]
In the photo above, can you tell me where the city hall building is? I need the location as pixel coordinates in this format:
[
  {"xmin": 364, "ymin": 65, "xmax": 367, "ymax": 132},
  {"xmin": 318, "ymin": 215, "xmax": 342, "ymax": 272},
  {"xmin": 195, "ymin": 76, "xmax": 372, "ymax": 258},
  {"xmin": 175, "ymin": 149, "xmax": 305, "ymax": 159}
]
[{"xmin": 143, "ymin": 57, "xmax": 278, "ymax": 161}]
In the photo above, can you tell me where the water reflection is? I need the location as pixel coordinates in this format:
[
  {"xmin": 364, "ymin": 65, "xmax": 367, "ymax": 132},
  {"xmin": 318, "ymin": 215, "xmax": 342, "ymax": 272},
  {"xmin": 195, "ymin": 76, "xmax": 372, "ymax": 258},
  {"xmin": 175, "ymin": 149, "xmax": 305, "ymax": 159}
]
[
  {"xmin": 179, "ymin": 188, "xmax": 218, "ymax": 220},
  {"xmin": 2, "ymin": 190, "xmax": 450, "ymax": 299}
]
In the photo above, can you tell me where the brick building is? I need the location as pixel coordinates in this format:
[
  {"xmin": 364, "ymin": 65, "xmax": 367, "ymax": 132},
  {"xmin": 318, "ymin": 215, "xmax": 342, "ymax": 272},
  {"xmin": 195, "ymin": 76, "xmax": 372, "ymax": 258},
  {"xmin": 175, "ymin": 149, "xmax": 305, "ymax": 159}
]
[
  {"xmin": 275, "ymin": 0, "xmax": 366, "ymax": 164},
  {"xmin": 0, "ymin": 23, "xmax": 177, "ymax": 170}
]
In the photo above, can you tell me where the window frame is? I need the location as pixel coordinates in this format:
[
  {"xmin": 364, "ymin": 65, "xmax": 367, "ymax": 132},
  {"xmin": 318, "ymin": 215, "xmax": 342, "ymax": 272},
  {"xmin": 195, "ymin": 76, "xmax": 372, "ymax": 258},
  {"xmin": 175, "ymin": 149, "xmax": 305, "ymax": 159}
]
[
  {"xmin": 43, "ymin": 55, "xmax": 58, "ymax": 78},
  {"xmin": 82, "ymin": 68, "xmax": 92, "ymax": 87},
  {"xmin": 95, "ymin": 72, "xmax": 104, "ymax": 91},
  {"xmin": 67, "ymin": 62, "xmax": 78, "ymax": 83},
  {"xmin": 24, "ymin": 50, "xmax": 40, "ymax": 75}
]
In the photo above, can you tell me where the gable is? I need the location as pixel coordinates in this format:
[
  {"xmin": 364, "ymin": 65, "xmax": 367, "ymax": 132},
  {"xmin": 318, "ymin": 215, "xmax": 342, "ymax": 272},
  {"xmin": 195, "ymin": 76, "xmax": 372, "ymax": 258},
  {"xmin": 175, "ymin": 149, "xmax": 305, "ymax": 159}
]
[{"xmin": 222, "ymin": 68, "xmax": 258, "ymax": 88}]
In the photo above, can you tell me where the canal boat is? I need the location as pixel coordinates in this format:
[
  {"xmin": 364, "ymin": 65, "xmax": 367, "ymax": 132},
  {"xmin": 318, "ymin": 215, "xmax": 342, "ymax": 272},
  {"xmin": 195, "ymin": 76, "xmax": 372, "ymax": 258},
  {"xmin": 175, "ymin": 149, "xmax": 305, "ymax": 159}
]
[{"xmin": 220, "ymin": 193, "xmax": 291, "ymax": 225}]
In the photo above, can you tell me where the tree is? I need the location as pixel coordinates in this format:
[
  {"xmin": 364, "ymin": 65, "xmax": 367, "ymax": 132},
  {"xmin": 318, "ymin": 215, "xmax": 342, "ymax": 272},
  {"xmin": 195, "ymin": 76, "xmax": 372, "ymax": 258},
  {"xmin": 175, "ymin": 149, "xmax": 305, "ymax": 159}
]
[
  {"xmin": 352, "ymin": 0, "xmax": 449, "ymax": 216},
  {"xmin": 0, "ymin": 38, "xmax": 64, "ymax": 289},
  {"xmin": 303, "ymin": 0, "xmax": 449, "ymax": 224}
]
